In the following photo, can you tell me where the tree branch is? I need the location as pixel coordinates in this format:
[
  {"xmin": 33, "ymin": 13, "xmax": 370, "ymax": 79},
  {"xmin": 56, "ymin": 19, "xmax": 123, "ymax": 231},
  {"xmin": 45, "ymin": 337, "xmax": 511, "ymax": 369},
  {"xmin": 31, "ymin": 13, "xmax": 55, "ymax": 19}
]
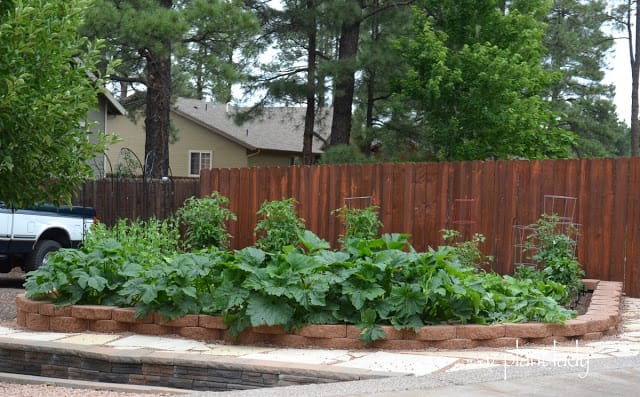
[{"xmin": 108, "ymin": 74, "xmax": 147, "ymax": 86}]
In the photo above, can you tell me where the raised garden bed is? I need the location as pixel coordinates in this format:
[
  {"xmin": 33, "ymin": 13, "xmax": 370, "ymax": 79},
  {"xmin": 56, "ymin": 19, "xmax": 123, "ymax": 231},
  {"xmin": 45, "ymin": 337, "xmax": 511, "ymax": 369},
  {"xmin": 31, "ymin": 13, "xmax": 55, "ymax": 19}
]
[{"xmin": 14, "ymin": 279, "xmax": 623, "ymax": 350}]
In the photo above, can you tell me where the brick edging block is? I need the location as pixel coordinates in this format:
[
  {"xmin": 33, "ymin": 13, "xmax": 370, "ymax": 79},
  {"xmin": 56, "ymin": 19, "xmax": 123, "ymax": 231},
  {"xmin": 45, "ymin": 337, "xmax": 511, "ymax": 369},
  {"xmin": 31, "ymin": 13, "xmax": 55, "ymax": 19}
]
[{"xmin": 14, "ymin": 278, "xmax": 624, "ymax": 349}]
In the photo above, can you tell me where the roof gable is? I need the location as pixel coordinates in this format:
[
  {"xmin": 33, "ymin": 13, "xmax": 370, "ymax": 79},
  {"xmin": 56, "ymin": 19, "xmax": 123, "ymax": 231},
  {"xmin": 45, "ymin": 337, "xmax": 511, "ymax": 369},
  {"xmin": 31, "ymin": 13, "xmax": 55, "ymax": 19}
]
[{"xmin": 173, "ymin": 97, "xmax": 330, "ymax": 153}]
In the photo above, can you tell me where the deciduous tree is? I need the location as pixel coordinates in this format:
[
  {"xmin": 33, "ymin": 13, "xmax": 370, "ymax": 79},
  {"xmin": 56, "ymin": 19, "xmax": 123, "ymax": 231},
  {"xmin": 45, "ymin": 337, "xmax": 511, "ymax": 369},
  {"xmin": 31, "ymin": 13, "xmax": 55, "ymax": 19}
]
[
  {"xmin": 0, "ymin": 0, "xmax": 106, "ymax": 206},
  {"xmin": 388, "ymin": 1, "xmax": 575, "ymax": 160}
]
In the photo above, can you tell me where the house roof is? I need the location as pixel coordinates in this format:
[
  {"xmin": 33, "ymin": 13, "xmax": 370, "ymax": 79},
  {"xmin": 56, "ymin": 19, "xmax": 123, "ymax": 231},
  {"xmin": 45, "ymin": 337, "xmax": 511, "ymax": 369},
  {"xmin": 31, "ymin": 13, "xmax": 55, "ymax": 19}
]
[
  {"xmin": 172, "ymin": 97, "xmax": 331, "ymax": 154},
  {"xmin": 101, "ymin": 90, "xmax": 127, "ymax": 116}
]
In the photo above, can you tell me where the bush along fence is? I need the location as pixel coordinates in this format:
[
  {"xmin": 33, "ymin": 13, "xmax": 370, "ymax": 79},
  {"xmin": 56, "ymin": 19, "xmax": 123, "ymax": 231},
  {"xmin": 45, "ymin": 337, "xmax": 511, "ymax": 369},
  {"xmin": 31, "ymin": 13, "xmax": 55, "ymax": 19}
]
[{"xmin": 73, "ymin": 158, "xmax": 640, "ymax": 298}]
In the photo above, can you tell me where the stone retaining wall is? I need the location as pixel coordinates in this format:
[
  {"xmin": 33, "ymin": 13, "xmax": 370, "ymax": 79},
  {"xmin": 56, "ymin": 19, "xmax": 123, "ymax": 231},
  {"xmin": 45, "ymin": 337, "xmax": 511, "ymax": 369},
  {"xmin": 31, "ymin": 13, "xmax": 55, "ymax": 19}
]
[
  {"xmin": 0, "ymin": 337, "xmax": 382, "ymax": 391},
  {"xmin": 15, "ymin": 279, "xmax": 623, "ymax": 350}
]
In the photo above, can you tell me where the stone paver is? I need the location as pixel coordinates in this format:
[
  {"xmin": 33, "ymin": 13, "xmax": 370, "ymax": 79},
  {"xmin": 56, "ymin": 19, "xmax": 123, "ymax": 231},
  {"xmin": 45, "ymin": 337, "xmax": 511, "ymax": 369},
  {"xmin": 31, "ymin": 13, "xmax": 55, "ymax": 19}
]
[
  {"xmin": 57, "ymin": 333, "xmax": 122, "ymax": 345},
  {"xmin": 506, "ymin": 347, "xmax": 608, "ymax": 363},
  {"xmin": 202, "ymin": 344, "xmax": 276, "ymax": 356},
  {"xmin": 242, "ymin": 348, "xmax": 351, "ymax": 365},
  {"xmin": 0, "ymin": 325, "xmax": 19, "ymax": 335},
  {"xmin": 411, "ymin": 350, "xmax": 531, "ymax": 364},
  {"xmin": 336, "ymin": 351, "xmax": 458, "ymax": 376},
  {"xmin": 106, "ymin": 334, "xmax": 210, "ymax": 351},
  {"xmin": 4, "ymin": 331, "xmax": 74, "ymax": 341}
]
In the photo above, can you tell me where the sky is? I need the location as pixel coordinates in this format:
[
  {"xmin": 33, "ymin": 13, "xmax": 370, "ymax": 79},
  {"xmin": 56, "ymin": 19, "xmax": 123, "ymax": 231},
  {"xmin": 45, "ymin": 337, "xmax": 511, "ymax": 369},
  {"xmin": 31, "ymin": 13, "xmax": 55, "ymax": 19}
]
[{"xmin": 604, "ymin": 33, "xmax": 632, "ymax": 125}]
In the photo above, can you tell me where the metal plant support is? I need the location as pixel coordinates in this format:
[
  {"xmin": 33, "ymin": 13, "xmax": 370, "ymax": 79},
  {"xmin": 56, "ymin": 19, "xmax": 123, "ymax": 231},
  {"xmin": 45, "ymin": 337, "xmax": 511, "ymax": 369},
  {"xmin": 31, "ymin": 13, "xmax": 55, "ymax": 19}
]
[
  {"xmin": 344, "ymin": 195, "xmax": 373, "ymax": 209},
  {"xmin": 449, "ymin": 197, "xmax": 476, "ymax": 242},
  {"xmin": 513, "ymin": 194, "xmax": 580, "ymax": 269}
]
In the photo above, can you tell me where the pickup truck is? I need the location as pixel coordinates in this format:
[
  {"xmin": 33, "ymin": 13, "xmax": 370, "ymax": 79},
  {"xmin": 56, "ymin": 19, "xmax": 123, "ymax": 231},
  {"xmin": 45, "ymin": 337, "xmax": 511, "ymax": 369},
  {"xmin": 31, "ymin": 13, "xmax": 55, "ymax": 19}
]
[{"xmin": 0, "ymin": 202, "xmax": 95, "ymax": 272}]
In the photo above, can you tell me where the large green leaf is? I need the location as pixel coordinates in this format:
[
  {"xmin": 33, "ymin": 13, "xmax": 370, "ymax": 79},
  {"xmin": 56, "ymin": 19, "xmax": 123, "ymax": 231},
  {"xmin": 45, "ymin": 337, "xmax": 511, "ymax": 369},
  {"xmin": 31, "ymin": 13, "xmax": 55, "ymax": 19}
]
[
  {"xmin": 285, "ymin": 251, "xmax": 324, "ymax": 274},
  {"xmin": 246, "ymin": 295, "xmax": 294, "ymax": 327},
  {"xmin": 342, "ymin": 280, "xmax": 385, "ymax": 310},
  {"xmin": 387, "ymin": 283, "xmax": 425, "ymax": 318},
  {"xmin": 234, "ymin": 247, "xmax": 267, "ymax": 269},
  {"xmin": 299, "ymin": 230, "xmax": 331, "ymax": 252}
]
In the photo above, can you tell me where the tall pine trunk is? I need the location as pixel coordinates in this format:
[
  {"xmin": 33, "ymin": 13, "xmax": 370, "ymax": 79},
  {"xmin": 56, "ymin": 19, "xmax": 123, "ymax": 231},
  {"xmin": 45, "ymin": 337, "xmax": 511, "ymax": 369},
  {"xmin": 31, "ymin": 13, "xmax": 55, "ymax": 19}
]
[
  {"xmin": 144, "ymin": 51, "xmax": 171, "ymax": 178},
  {"xmin": 329, "ymin": 0, "xmax": 363, "ymax": 146},
  {"xmin": 631, "ymin": 1, "xmax": 640, "ymax": 156},
  {"xmin": 302, "ymin": 0, "xmax": 316, "ymax": 165},
  {"xmin": 142, "ymin": 0, "xmax": 173, "ymax": 178}
]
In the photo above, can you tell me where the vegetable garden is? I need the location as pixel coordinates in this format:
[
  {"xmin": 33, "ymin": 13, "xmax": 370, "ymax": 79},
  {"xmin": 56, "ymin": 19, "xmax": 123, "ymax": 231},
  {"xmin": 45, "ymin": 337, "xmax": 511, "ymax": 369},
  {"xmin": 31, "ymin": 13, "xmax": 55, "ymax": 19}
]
[{"xmin": 25, "ymin": 194, "xmax": 584, "ymax": 345}]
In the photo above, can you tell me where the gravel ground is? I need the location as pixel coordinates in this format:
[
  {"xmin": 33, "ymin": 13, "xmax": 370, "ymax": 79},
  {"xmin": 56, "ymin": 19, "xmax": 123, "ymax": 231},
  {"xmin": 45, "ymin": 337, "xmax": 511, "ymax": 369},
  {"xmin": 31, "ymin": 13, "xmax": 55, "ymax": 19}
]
[{"xmin": 0, "ymin": 382, "xmax": 175, "ymax": 397}]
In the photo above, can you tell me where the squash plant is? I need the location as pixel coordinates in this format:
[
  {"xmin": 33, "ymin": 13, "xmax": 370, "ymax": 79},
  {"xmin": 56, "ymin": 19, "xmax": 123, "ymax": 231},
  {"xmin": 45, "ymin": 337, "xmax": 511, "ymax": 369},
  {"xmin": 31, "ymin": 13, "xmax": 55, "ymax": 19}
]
[{"xmin": 24, "ymin": 206, "xmax": 578, "ymax": 346}]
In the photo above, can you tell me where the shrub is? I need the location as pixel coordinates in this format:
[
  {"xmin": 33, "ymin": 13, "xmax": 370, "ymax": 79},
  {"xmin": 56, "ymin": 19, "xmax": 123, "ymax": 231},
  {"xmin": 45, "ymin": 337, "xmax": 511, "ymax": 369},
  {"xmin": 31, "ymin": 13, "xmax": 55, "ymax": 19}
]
[
  {"xmin": 254, "ymin": 198, "xmax": 305, "ymax": 252},
  {"xmin": 514, "ymin": 214, "xmax": 584, "ymax": 304},
  {"xmin": 318, "ymin": 144, "xmax": 372, "ymax": 164},
  {"xmin": 441, "ymin": 229, "xmax": 493, "ymax": 269},
  {"xmin": 176, "ymin": 192, "xmax": 237, "ymax": 250},
  {"xmin": 333, "ymin": 205, "xmax": 382, "ymax": 246},
  {"xmin": 25, "ymin": 218, "xmax": 180, "ymax": 306},
  {"xmin": 530, "ymin": 214, "xmax": 584, "ymax": 301},
  {"xmin": 85, "ymin": 218, "xmax": 181, "ymax": 260}
]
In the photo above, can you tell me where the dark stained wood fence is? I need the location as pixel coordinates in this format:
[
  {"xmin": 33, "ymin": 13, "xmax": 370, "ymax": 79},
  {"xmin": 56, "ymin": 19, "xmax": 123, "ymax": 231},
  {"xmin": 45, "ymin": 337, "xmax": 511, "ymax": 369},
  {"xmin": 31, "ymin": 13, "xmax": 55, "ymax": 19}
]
[
  {"xmin": 200, "ymin": 159, "xmax": 640, "ymax": 298},
  {"xmin": 73, "ymin": 177, "xmax": 200, "ymax": 226}
]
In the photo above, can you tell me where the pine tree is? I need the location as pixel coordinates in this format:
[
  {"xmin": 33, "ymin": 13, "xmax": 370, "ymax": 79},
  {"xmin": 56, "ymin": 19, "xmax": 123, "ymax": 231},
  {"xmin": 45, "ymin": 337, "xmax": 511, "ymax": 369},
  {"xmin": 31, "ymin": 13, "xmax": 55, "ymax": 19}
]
[
  {"xmin": 544, "ymin": 0, "xmax": 628, "ymax": 157},
  {"xmin": 82, "ymin": 0, "xmax": 259, "ymax": 177},
  {"xmin": 612, "ymin": 0, "xmax": 640, "ymax": 156}
]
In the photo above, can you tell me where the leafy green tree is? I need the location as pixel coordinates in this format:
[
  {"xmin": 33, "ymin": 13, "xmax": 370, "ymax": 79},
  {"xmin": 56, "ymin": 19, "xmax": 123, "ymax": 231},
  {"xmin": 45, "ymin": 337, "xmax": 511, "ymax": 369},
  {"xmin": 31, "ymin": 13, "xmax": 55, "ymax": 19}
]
[
  {"xmin": 81, "ymin": 0, "xmax": 260, "ymax": 178},
  {"xmin": 388, "ymin": 1, "xmax": 575, "ymax": 160},
  {"xmin": 543, "ymin": 0, "xmax": 628, "ymax": 157},
  {"xmin": 0, "ymin": 0, "xmax": 107, "ymax": 206}
]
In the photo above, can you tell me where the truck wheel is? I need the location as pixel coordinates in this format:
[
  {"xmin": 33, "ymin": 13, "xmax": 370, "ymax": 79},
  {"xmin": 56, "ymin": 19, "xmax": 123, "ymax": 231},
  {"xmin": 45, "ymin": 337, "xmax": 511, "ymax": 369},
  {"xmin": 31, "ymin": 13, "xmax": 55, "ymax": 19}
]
[{"xmin": 25, "ymin": 240, "xmax": 62, "ymax": 271}]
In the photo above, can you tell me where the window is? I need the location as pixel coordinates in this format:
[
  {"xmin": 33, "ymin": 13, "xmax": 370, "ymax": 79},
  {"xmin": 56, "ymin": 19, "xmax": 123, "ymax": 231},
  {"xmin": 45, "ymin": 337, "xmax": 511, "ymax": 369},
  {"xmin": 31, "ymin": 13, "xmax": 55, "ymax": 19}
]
[{"xmin": 189, "ymin": 151, "xmax": 212, "ymax": 176}]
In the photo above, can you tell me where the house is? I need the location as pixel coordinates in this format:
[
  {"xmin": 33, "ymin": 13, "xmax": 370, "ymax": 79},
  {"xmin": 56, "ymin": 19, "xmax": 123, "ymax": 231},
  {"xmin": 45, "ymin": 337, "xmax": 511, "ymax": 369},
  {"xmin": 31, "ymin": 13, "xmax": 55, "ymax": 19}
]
[
  {"xmin": 104, "ymin": 97, "xmax": 331, "ymax": 177},
  {"xmin": 87, "ymin": 90, "xmax": 127, "ymax": 177}
]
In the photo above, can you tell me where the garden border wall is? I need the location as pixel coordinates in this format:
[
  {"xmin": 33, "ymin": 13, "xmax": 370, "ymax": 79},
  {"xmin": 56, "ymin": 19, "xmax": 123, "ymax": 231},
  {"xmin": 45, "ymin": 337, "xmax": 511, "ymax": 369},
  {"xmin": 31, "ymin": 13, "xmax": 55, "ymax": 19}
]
[
  {"xmin": 15, "ymin": 280, "xmax": 623, "ymax": 350},
  {"xmin": 0, "ymin": 338, "xmax": 383, "ymax": 392}
]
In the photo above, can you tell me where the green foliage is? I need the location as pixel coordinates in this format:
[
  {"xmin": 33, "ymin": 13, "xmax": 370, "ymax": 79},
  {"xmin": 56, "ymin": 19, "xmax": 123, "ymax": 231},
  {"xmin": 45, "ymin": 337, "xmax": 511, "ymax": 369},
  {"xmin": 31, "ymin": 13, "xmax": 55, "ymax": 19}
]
[
  {"xmin": 119, "ymin": 250, "xmax": 232, "ymax": 320},
  {"xmin": 254, "ymin": 199, "xmax": 305, "ymax": 252},
  {"xmin": 530, "ymin": 214, "xmax": 584, "ymax": 301},
  {"xmin": 0, "ymin": 0, "xmax": 108, "ymax": 206},
  {"xmin": 386, "ymin": 2, "xmax": 575, "ymax": 160},
  {"xmin": 24, "ymin": 223, "xmax": 576, "ymax": 346},
  {"xmin": 319, "ymin": 144, "xmax": 373, "ymax": 164},
  {"xmin": 176, "ymin": 192, "xmax": 237, "ymax": 250},
  {"xmin": 441, "ymin": 229, "xmax": 493, "ymax": 269},
  {"xmin": 24, "ymin": 218, "xmax": 181, "ymax": 306},
  {"xmin": 334, "ymin": 205, "xmax": 382, "ymax": 246},
  {"xmin": 542, "ymin": 0, "xmax": 628, "ymax": 157},
  {"xmin": 85, "ymin": 218, "xmax": 181, "ymax": 262}
]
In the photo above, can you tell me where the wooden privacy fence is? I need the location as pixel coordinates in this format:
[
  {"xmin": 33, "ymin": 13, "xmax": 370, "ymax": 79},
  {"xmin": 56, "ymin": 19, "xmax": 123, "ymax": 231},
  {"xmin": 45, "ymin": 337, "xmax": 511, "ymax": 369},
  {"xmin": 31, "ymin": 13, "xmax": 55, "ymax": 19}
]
[
  {"xmin": 73, "ymin": 177, "xmax": 200, "ymax": 226},
  {"xmin": 201, "ymin": 159, "xmax": 640, "ymax": 298}
]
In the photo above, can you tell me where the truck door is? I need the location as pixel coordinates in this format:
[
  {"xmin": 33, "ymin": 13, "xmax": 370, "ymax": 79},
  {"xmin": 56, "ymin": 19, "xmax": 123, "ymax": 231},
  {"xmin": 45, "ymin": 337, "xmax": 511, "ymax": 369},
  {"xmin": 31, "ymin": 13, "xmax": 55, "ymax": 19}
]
[{"xmin": 0, "ymin": 202, "xmax": 11, "ymax": 251}]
